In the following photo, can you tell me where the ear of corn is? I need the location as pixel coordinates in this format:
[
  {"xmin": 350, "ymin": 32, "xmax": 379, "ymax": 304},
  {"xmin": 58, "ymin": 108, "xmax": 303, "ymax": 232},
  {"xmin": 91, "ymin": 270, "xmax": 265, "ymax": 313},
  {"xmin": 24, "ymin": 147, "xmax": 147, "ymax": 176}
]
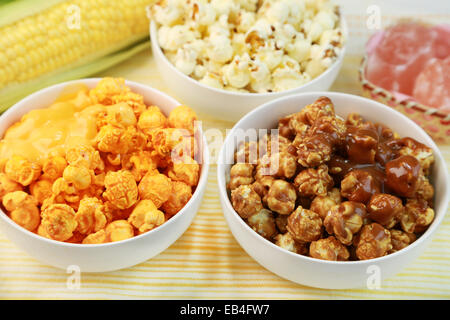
[{"xmin": 0, "ymin": 0, "xmax": 154, "ymax": 112}]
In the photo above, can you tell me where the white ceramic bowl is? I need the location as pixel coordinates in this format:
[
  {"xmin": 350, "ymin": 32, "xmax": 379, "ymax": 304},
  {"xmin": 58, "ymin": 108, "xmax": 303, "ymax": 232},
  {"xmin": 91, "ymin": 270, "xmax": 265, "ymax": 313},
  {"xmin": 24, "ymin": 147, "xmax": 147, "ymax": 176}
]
[
  {"xmin": 150, "ymin": 18, "xmax": 347, "ymax": 122},
  {"xmin": 217, "ymin": 92, "xmax": 450, "ymax": 289},
  {"xmin": 0, "ymin": 78, "xmax": 210, "ymax": 272}
]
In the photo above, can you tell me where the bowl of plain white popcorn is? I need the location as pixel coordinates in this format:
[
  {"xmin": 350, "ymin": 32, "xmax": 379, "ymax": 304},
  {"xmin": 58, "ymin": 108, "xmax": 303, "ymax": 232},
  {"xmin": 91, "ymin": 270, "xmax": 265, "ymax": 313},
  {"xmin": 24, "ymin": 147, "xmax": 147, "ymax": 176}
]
[{"xmin": 150, "ymin": 0, "xmax": 347, "ymax": 121}]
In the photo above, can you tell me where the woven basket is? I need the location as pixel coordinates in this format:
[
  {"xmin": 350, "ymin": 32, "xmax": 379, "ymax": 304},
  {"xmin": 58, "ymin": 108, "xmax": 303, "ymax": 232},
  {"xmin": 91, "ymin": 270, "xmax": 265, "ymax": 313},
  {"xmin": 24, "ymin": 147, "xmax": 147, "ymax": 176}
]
[{"xmin": 359, "ymin": 55, "xmax": 450, "ymax": 144}]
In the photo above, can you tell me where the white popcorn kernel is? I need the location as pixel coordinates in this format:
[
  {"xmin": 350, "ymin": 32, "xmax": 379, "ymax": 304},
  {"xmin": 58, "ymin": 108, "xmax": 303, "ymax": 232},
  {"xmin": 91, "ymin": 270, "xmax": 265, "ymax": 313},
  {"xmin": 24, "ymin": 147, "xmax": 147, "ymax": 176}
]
[
  {"xmin": 224, "ymin": 86, "xmax": 250, "ymax": 93},
  {"xmin": 301, "ymin": 18, "xmax": 313, "ymax": 34},
  {"xmin": 193, "ymin": 64, "xmax": 207, "ymax": 79},
  {"xmin": 199, "ymin": 72, "xmax": 224, "ymax": 89},
  {"xmin": 236, "ymin": 0, "xmax": 258, "ymax": 11},
  {"xmin": 190, "ymin": 1, "xmax": 217, "ymax": 26},
  {"xmin": 208, "ymin": 14, "xmax": 231, "ymax": 38},
  {"xmin": 272, "ymin": 23, "xmax": 298, "ymax": 50},
  {"xmin": 308, "ymin": 21, "xmax": 324, "ymax": 42},
  {"xmin": 321, "ymin": 57, "xmax": 333, "ymax": 69},
  {"xmin": 222, "ymin": 54, "xmax": 251, "ymax": 89},
  {"xmin": 246, "ymin": 18, "xmax": 274, "ymax": 40},
  {"xmin": 157, "ymin": 25, "xmax": 198, "ymax": 51},
  {"xmin": 231, "ymin": 33, "xmax": 247, "ymax": 56},
  {"xmin": 285, "ymin": 0, "xmax": 306, "ymax": 25},
  {"xmin": 236, "ymin": 11, "xmax": 256, "ymax": 33},
  {"xmin": 152, "ymin": 0, "xmax": 185, "ymax": 26},
  {"xmin": 305, "ymin": 59, "xmax": 326, "ymax": 78},
  {"xmin": 314, "ymin": 11, "xmax": 336, "ymax": 31},
  {"xmin": 255, "ymin": 45, "xmax": 284, "ymax": 71},
  {"xmin": 309, "ymin": 44, "xmax": 323, "ymax": 60},
  {"xmin": 286, "ymin": 37, "xmax": 311, "ymax": 62},
  {"xmin": 272, "ymin": 56, "xmax": 311, "ymax": 91},
  {"xmin": 265, "ymin": 1, "xmax": 290, "ymax": 24},
  {"xmin": 174, "ymin": 44, "xmax": 198, "ymax": 75},
  {"xmin": 272, "ymin": 67, "xmax": 311, "ymax": 92},
  {"xmin": 320, "ymin": 29, "xmax": 341, "ymax": 46},
  {"xmin": 205, "ymin": 60, "xmax": 224, "ymax": 74},
  {"xmin": 210, "ymin": 0, "xmax": 239, "ymax": 16},
  {"xmin": 207, "ymin": 35, "xmax": 234, "ymax": 63},
  {"xmin": 249, "ymin": 59, "xmax": 272, "ymax": 93}
]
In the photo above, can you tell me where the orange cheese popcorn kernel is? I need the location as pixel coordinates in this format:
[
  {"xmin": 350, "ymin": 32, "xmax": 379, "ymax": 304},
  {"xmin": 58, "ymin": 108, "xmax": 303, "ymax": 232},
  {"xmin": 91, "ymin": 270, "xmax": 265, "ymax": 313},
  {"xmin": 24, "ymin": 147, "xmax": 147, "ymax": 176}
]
[
  {"xmin": 112, "ymin": 91, "xmax": 147, "ymax": 117},
  {"xmin": 138, "ymin": 172, "xmax": 172, "ymax": 208},
  {"xmin": 75, "ymin": 197, "xmax": 107, "ymax": 235},
  {"xmin": 63, "ymin": 165, "xmax": 92, "ymax": 190},
  {"xmin": 128, "ymin": 200, "xmax": 165, "ymax": 233},
  {"xmin": 65, "ymin": 145, "xmax": 104, "ymax": 172},
  {"xmin": 0, "ymin": 172, "xmax": 22, "ymax": 201},
  {"xmin": 3, "ymin": 191, "xmax": 40, "ymax": 231},
  {"xmin": 41, "ymin": 204, "xmax": 78, "ymax": 241},
  {"xmin": 138, "ymin": 106, "xmax": 168, "ymax": 135},
  {"xmin": 104, "ymin": 103, "xmax": 137, "ymax": 127},
  {"xmin": 5, "ymin": 155, "xmax": 41, "ymax": 186},
  {"xmin": 103, "ymin": 170, "xmax": 138, "ymax": 210},
  {"xmin": 161, "ymin": 181, "xmax": 192, "ymax": 217},
  {"xmin": 82, "ymin": 229, "xmax": 107, "ymax": 244},
  {"xmin": 30, "ymin": 179, "xmax": 53, "ymax": 205},
  {"xmin": 168, "ymin": 105, "xmax": 197, "ymax": 134},
  {"xmin": 105, "ymin": 220, "xmax": 134, "ymax": 242},
  {"xmin": 121, "ymin": 150, "xmax": 158, "ymax": 181},
  {"xmin": 42, "ymin": 156, "xmax": 67, "ymax": 181},
  {"xmin": 166, "ymin": 157, "xmax": 200, "ymax": 186},
  {"xmin": 89, "ymin": 77, "xmax": 130, "ymax": 105},
  {"xmin": 151, "ymin": 128, "xmax": 192, "ymax": 158}
]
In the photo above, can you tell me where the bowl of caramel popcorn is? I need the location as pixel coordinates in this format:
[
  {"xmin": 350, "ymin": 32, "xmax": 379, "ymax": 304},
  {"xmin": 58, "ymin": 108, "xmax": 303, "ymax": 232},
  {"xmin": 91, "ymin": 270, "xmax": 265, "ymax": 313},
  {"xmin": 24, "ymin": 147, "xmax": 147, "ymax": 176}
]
[
  {"xmin": 217, "ymin": 92, "xmax": 449, "ymax": 289},
  {"xmin": 149, "ymin": 0, "xmax": 347, "ymax": 121},
  {"xmin": 0, "ymin": 77, "xmax": 209, "ymax": 272}
]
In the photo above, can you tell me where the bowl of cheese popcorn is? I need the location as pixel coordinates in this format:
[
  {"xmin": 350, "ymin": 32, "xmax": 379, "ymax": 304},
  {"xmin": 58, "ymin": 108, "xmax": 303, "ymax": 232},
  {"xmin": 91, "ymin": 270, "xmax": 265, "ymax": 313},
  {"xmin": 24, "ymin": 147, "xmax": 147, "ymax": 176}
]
[
  {"xmin": 150, "ymin": 0, "xmax": 347, "ymax": 121},
  {"xmin": 217, "ymin": 92, "xmax": 449, "ymax": 289},
  {"xmin": 0, "ymin": 77, "xmax": 209, "ymax": 272}
]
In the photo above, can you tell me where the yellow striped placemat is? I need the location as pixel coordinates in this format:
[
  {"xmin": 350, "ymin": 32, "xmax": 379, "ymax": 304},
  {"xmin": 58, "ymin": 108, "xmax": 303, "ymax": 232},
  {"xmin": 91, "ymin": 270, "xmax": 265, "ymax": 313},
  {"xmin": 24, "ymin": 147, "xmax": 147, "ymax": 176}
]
[{"xmin": 1, "ymin": 36, "xmax": 450, "ymax": 299}]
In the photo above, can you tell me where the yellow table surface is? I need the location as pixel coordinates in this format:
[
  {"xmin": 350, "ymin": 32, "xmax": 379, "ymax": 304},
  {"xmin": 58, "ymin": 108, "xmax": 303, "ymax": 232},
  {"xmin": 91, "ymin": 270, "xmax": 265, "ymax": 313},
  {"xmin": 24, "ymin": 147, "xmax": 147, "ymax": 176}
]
[{"xmin": 1, "ymin": 4, "xmax": 450, "ymax": 298}]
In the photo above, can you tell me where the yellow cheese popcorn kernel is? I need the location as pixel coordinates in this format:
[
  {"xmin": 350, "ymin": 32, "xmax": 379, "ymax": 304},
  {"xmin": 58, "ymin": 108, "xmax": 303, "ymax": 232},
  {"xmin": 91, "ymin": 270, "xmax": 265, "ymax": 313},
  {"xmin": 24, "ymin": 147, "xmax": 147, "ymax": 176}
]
[
  {"xmin": 4, "ymin": 155, "xmax": 41, "ymax": 186},
  {"xmin": 75, "ymin": 197, "xmax": 107, "ymax": 235},
  {"xmin": 95, "ymin": 125, "xmax": 146, "ymax": 154},
  {"xmin": 63, "ymin": 165, "xmax": 92, "ymax": 190},
  {"xmin": 151, "ymin": 128, "xmax": 192, "ymax": 158},
  {"xmin": 89, "ymin": 77, "xmax": 130, "ymax": 105},
  {"xmin": 103, "ymin": 170, "xmax": 138, "ymax": 210},
  {"xmin": 2, "ymin": 191, "xmax": 40, "ymax": 231},
  {"xmin": 82, "ymin": 229, "xmax": 107, "ymax": 244},
  {"xmin": 0, "ymin": 172, "xmax": 22, "ymax": 201},
  {"xmin": 66, "ymin": 232, "xmax": 86, "ymax": 244},
  {"xmin": 166, "ymin": 156, "xmax": 200, "ymax": 186},
  {"xmin": 137, "ymin": 106, "xmax": 168, "ymax": 135},
  {"xmin": 42, "ymin": 156, "xmax": 67, "ymax": 181},
  {"xmin": 138, "ymin": 172, "xmax": 172, "ymax": 208},
  {"xmin": 65, "ymin": 145, "xmax": 104, "ymax": 172},
  {"xmin": 121, "ymin": 150, "xmax": 158, "ymax": 182},
  {"xmin": 128, "ymin": 200, "xmax": 165, "ymax": 233},
  {"xmin": 52, "ymin": 177, "xmax": 80, "ymax": 206},
  {"xmin": 41, "ymin": 204, "xmax": 77, "ymax": 241},
  {"xmin": 37, "ymin": 223, "xmax": 51, "ymax": 239},
  {"xmin": 168, "ymin": 105, "xmax": 197, "ymax": 134},
  {"xmin": 30, "ymin": 179, "xmax": 53, "ymax": 205},
  {"xmin": 111, "ymin": 91, "xmax": 147, "ymax": 118},
  {"xmin": 105, "ymin": 220, "xmax": 134, "ymax": 242},
  {"xmin": 161, "ymin": 181, "xmax": 192, "ymax": 217},
  {"xmin": 104, "ymin": 103, "xmax": 137, "ymax": 127}
]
